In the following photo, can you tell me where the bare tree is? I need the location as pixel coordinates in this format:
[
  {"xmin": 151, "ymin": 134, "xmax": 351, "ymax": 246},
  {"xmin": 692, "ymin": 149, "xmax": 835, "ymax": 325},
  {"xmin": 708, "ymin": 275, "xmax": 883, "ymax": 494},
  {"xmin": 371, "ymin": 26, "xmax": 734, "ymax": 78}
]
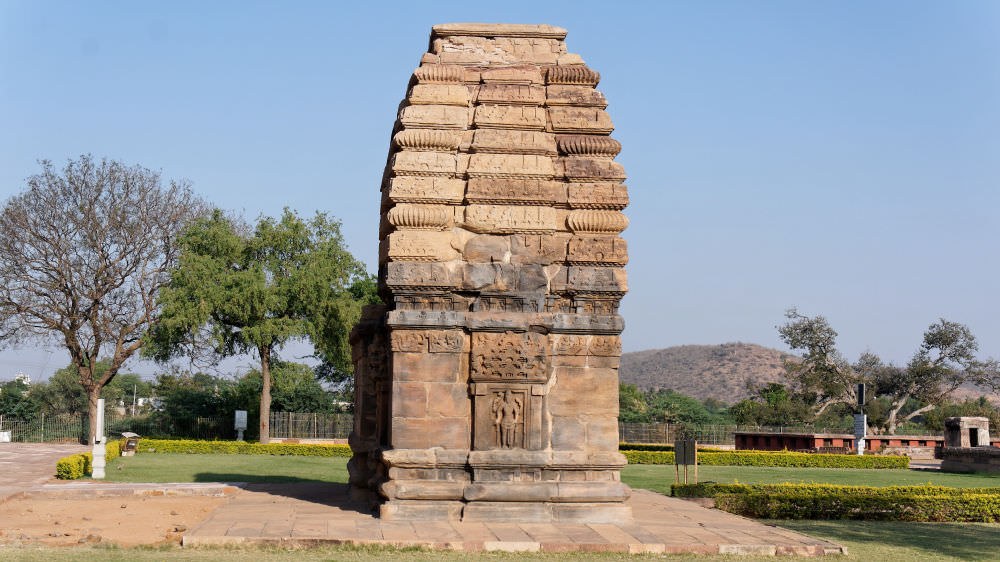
[{"xmin": 0, "ymin": 155, "xmax": 204, "ymax": 444}]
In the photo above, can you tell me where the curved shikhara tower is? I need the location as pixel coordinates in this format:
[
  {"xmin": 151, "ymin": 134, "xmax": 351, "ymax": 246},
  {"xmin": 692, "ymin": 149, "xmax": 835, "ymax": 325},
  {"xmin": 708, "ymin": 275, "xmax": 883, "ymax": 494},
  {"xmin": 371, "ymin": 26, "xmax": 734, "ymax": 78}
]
[{"xmin": 350, "ymin": 23, "xmax": 630, "ymax": 522}]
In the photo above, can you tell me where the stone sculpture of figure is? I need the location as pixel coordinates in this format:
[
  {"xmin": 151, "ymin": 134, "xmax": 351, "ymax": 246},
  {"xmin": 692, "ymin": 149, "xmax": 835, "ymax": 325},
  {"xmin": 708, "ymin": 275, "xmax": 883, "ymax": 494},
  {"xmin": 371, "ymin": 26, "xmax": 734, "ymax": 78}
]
[{"xmin": 492, "ymin": 390, "xmax": 522, "ymax": 449}]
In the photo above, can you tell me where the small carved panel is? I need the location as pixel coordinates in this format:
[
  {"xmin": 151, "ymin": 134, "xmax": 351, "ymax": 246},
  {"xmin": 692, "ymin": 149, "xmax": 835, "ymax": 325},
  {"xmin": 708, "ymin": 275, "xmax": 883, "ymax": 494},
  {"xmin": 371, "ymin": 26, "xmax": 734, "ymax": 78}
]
[
  {"xmin": 552, "ymin": 334, "xmax": 587, "ymax": 356},
  {"xmin": 567, "ymin": 236, "xmax": 628, "ymax": 266},
  {"xmin": 386, "ymin": 177, "xmax": 466, "ymax": 205},
  {"xmin": 428, "ymin": 330, "xmax": 465, "ymax": 353},
  {"xmin": 463, "ymin": 205, "xmax": 558, "ymax": 234},
  {"xmin": 465, "ymin": 178, "xmax": 560, "ymax": 206},
  {"xmin": 390, "ymin": 330, "xmax": 428, "ymax": 352},
  {"xmin": 472, "ymin": 383, "xmax": 545, "ymax": 451},
  {"xmin": 470, "ymin": 331, "xmax": 549, "ymax": 383},
  {"xmin": 588, "ymin": 335, "xmax": 622, "ymax": 357}
]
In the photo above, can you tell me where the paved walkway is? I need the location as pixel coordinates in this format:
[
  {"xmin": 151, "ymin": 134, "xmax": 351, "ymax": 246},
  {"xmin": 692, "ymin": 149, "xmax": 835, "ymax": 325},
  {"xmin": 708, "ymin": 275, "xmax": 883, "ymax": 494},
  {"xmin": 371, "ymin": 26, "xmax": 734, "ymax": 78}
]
[
  {"xmin": 0, "ymin": 443, "xmax": 87, "ymax": 501},
  {"xmin": 184, "ymin": 483, "xmax": 844, "ymax": 555}
]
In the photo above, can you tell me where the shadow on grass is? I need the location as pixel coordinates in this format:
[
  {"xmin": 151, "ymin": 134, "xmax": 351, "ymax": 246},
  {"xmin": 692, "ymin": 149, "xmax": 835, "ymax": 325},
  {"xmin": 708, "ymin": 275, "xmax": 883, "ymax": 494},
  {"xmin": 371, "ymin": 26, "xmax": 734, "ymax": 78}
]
[
  {"xmin": 777, "ymin": 520, "xmax": 1000, "ymax": 560},
  {"xmin": 194, "ymin": 474, "xmax": 374, "ymax": 516}
]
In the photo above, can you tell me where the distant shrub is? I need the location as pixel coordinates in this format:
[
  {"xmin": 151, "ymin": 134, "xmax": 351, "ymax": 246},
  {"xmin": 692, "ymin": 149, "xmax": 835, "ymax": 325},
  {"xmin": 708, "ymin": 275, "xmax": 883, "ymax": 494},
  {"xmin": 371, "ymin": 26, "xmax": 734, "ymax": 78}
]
[
  {"xmin": 136, "ymin": 438, "xmax": 352, "ymax": 457},
  {"xmin": 55, "ymin": 442, "xmax": 123, "ymax": 480}
]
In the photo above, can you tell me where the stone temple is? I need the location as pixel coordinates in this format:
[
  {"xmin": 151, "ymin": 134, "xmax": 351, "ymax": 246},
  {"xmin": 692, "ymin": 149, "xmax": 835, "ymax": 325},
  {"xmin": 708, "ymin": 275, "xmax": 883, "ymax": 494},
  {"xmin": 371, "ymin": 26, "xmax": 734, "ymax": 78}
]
[{"xmin": 348, "ymin": 23, "xmax": 630, "ymax": 523}]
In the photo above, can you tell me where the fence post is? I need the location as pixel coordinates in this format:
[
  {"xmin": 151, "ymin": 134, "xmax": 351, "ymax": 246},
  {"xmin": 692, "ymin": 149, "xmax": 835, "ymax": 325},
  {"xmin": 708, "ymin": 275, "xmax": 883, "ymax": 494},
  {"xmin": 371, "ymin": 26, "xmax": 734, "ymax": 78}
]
[{"xmin": 40, "ymin": 413, "xmax": 45, "ymax": 442}]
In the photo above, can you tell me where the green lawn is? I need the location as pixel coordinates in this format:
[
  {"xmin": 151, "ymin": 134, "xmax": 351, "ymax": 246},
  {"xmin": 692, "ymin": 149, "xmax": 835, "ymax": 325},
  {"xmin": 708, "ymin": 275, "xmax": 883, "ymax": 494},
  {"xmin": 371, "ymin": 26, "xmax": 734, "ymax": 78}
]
[
  {"xmin": 103, "ymin": 453, "xmax": 349, "ymax": 484},
  {"xmin": 621, "ymin": 464, "xmax": 1000, "ymax": 495}
]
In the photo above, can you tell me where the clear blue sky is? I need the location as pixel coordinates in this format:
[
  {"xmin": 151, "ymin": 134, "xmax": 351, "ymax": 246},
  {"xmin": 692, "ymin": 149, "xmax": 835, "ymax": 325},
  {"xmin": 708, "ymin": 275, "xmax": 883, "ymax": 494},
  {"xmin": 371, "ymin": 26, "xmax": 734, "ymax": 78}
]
[{"xmin": 1, "ymin": 1, "xmax": 998, "ymax": 381}]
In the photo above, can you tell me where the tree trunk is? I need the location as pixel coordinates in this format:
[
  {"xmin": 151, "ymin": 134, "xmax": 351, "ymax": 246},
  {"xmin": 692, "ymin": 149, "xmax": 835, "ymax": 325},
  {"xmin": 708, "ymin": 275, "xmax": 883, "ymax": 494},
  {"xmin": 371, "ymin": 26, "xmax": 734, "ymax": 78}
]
[
  {"xmin": 259, "ymin": 346, "xmax": 272, "ymax": 444},
  {"xmin": 86, "ymin": 385, "xmax": 101, "ymax": 446}
]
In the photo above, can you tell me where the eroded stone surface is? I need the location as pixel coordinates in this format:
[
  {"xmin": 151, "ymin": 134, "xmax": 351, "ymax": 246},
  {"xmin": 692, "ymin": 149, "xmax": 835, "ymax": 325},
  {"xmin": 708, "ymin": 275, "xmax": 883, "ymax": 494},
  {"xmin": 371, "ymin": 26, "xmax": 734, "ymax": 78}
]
[{"xmin": 350, "ymin": 23, "xmax": 630, "ymax": 523}]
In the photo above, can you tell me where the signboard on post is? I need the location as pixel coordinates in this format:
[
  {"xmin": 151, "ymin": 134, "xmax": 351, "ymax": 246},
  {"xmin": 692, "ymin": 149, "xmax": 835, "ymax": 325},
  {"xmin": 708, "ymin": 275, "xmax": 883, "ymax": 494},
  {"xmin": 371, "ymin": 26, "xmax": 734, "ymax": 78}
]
[
  {"xmin": 235, "ymin": 410, "xmax": 248, "ymax": 441},
  {"xmin": 674, "ymin": 439, "xmax": 698, "ymax": 484},
  {"xmin": 853, "ymin": 413, "xmax": 867, "ymax": 456}
]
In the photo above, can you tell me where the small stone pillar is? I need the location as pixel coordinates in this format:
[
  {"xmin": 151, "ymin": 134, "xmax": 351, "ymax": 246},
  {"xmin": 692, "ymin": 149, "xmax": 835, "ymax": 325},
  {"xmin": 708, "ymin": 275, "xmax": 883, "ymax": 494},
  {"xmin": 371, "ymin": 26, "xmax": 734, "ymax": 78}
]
[
  {"xmin": 91, "ymin": 398, "xmax": 106, "ymax": 479},
  {"xmin": 349, "ymin": 23, "xmax": 630, "ymax": 523},
  {"xmin": 944, "ymin": 417, "xmax": 991, "ymax": 448}
]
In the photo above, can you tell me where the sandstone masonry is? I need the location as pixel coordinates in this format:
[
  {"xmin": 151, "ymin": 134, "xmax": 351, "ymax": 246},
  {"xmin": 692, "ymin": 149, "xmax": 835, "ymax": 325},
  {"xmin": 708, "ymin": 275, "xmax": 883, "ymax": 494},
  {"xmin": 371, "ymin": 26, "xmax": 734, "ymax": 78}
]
[{"xmin": 349, "ymin": 23, "xmax": 631, "ymax": 523}]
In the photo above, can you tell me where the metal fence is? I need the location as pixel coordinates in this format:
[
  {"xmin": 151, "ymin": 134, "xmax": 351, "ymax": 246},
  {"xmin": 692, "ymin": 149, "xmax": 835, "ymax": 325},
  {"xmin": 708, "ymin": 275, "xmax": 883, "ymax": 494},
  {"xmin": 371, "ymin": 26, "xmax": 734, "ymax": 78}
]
[
  {"xmin": 0, "ymin": 413, "xmax": 234, "ymax": 443},
  {"xmin": 269, "ymin": 411, "xmax": 352, "ymax": 440},
  {"xmin": 618, "ymin": 423, "xmax": 861, "ymax": 445}
]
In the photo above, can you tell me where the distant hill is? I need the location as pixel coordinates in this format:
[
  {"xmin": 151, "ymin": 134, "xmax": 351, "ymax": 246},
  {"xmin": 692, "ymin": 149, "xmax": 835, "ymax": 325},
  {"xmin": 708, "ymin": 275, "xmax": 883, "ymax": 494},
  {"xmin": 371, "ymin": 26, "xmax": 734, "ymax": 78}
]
[{"xmin": 619, "ymin": 343, "xmax": 797, "ymax": 404}]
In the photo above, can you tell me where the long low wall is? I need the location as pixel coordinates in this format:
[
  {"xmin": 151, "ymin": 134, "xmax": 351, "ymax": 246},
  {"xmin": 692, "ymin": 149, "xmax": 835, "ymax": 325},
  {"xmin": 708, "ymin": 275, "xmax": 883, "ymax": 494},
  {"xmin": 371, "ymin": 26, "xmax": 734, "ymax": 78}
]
[
  {"xmin": 735, "ymin": 431, "xmax": 1000, "ymax": 455},
  {"xmin": 940, "ymin": 446, "xmax": 1000, "ymax": 473}
]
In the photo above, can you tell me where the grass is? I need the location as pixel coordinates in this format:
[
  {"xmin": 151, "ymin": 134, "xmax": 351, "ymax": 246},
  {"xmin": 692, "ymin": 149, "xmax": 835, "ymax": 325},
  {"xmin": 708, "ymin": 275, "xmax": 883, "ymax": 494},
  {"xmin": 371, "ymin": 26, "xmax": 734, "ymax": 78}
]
[
  {"xmin": 101, "ymin": 453, "xmax": 349, "ymax": 484},
  {"xmin": 621, "ymin": 464, "xmax": 1000, "ymax": 495}
]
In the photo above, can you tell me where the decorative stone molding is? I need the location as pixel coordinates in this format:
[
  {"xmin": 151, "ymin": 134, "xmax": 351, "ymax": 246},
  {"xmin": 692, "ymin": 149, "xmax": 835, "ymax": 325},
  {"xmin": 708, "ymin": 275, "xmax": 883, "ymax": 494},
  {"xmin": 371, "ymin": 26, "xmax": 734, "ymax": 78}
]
[
  {"xmin": 546, "ymin": 66, "xmax": 600, "ymax": 86},
  {"xmin": 567, "ymin": 183, "xmax": 629, "ymax": 210},
  {"xmin": 470, "ymin": 331, "xmax": 548, "ymax": 383},
  {"xmin": 548, "ymin": 108, "xmax": 614, "ymax": 134},
  {"xmin": 414, "ymin": 64, "xmax": 465, "ymax": 84},
  {"xmin": 470, "ymin": 130, "xmax": 557, "ymax": 156},
  {"xmin": 473, "ymin": 105, "xmax": 546, "ymax": 130},
  {"xmin": 465, "ymin": 178, "xmax": 560, "ymax": 206},
  {"xmin": 566, "ymin": 210, "xmax": 629, "ymax": 234},
  {"xmin": 567, "ymin": 236, "xmax": 628, "ymax": 266},
  {"xmin": 408, "ymin": 84, "xmax": 471, "ymax": 106},
  {"xmin": 544, "ymin": 85, "xmax": 607, "ymax": 108},
  {"xmin": 400, "ymin": 105, "xmax": 469, "ymax": 129},
  {"xmin": 557, "ymin": 135, "xmax": 622, "ymax": 157},
  {"xmin": 387, "ymin": 205, "xmax": 451, "ymax": 230},
  {"xmin": 476, "ymin": 84, "xmax": 545, "ymax": 106},
  {"xmin": 391, "ymin": 152, "xmax": 458, "ymax": 177},
  {"xmin": 464, "ymin": 205, "xmax": 558, "ymax": 234},
  {"xmin": 481, "ymin": 67, "xmax": 545, "ymax": 85},
  {"xmin": 393, "ymin": 129, "xmax": 462, "ymax": 152},
  {"xmin": 431, "ymin": 23, "xmax": 568, "ymax": 39},
  {"xmin": 466, "ymin": 154, "xmax": 555, "ymax": 179}
]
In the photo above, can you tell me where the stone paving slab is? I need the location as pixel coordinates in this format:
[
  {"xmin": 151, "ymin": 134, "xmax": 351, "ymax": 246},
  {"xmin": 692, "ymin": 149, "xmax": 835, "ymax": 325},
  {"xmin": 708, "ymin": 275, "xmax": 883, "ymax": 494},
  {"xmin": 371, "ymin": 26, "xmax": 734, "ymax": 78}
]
[
  {"xmin": 7, "ymin": 481, "xmax": 241, "ymax": 502},
  {"xmin": 0, "ymin": 443, "xmax": 88, "ymax": 501},
  {"xmin": 183, "ymin": 483, "xmax": 846, "ymax": 555}
]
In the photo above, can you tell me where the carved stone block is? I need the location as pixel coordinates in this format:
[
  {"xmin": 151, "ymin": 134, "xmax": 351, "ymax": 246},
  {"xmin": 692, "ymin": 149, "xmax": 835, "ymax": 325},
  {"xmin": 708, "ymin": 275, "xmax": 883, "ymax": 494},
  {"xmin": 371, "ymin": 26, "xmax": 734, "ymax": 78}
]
[
  {"xmin": 386, "ymin": 231, "xmax": 458, "ymax": 262},
  {"xmin": 407, "ymin": 84, "xmax": 471, "ymax": 106},
  {"xmin": 465, "ymin": 178, "xmax": 560, "ymax": 206},
  {"xmin": 480, "ymin": 66, "xmax": 545, "ymax": 85},
  {"xmin": 547, "ymin": 107, "xmax": 614, "ymax": 134},
  {"xmin": 470, "ymin": 130, "xmax": 557, "ymax": 155},
  {"xmin": 567, "ymin": 182, "xmax": 629, "ymax": 210},
  {"xmin": 466, "ymin": 154, "xmax": 554, "ymax": 179},
  {"xmin": 390, "ymin": 152, "xmax": 458, "ymax": 177},
  {"xmin": 393, "ymin": 129, "xmax": 462, "ymax": 152},
  {"xmin": 463, "ymin": 205, "xmax": 558, "ymax": 234},
  {"xmin": 545, "ymin": 85, "xmax": 607, "ymax": 108},
  {"xmin": 562, "ymin": 157, "xmax": 626, "ymax": 181},
  {"xmin": 386, "ymin": 177, "xmax": 465, "ymax": 205},
  {"xmin": 566, "ymin": 266, "xmax": 628, "ymax": 294},
  {"xmin": 476, "ymin": 84, "xmax": 545, "ymax": 106},
  {"xmin": 567, "ymin": 235, "xmax": 628, "ymax": 266},
  {"xmin": 473, "ymin": 105, "xmax": 546, "ymax": 130},
  {"xmin": 509, "ymin": 234, "xmax": 568, "ymax": 265},
  {"xmin": 400, "ymin": 105, "xmax": 469, "ymax": 129},
  {"xmin": 384, "ymin": 262, "xmax": 457, "ymax": 291}
]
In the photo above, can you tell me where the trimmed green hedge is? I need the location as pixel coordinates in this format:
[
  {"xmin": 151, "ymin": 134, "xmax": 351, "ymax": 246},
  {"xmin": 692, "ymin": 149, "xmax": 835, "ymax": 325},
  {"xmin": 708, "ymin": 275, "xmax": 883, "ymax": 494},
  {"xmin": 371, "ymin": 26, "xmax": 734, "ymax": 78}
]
[
  {"xmin": 673, "ymin": 482, "xmax": 1000, "ymax": 498},
  {"xmin": 136, "ymin": 439, "xmax": 352, "ymax": 457},
  {"xmin": 624, "ymin": 449, "xmax": 909, "ymax": 468},
  {"xmin": 55, "ymin": 443, "xmax": 123, "ymax": 480},
  {"xmin": 673, "ymin": 483, "xmax": 1000, "ymax": 522}
]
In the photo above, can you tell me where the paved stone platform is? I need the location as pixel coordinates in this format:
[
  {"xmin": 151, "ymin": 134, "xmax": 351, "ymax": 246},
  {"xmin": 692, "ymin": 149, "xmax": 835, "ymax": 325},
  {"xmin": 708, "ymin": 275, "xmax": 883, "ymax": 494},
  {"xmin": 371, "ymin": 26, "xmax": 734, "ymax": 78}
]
[
  {"xmin": 183, "ymin": 483, "xmax": 845, "ymax": 555},
  {"xmin": 0, "ymin": 443, "xmax": 87, "ymax": 501}
]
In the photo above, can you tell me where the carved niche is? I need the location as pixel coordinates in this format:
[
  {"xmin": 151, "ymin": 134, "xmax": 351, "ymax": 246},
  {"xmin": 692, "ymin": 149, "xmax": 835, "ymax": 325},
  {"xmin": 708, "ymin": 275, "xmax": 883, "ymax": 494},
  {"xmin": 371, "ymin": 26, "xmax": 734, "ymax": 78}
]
[{"xmin": 470, "ymin": 331, "xmax": 549, "ymax": 451}]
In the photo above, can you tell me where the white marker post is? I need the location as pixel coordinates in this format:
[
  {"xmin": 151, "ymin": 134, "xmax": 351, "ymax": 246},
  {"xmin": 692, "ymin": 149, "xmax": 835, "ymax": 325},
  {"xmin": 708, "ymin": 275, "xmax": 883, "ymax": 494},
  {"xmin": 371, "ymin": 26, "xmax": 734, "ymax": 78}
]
[{"xmin": 92, "ymin": 398, "xmax": 107, "ymax": 478}]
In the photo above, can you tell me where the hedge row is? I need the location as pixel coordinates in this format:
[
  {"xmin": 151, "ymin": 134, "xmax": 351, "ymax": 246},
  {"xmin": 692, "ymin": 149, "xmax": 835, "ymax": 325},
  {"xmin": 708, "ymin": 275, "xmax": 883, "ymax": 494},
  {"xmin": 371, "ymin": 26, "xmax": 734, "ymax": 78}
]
[
  {"xmin": 623, "ymin": 449, "xmax": 909, "ymax": 469},
  {"xmin": 136, "ymin": 439, "xmax": 352, "ymax": 457},
  {"xmin": 672, "ymin": 482, "xmax": 1000, "ymax": 498},
  {"xmin": 55, "ymin": 444, "xmax": 123, "ymax": 480},
  {"xmin": 717, "ymin": 490, "xmax": 1000, "ymax": 522}
]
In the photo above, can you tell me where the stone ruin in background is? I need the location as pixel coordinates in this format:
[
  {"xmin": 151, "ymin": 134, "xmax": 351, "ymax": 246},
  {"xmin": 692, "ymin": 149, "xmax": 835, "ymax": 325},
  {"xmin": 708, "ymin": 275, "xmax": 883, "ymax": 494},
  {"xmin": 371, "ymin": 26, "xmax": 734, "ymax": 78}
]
[{"xmin": 348, "ymin": 23, "xmax": 631, "ymax": 522}]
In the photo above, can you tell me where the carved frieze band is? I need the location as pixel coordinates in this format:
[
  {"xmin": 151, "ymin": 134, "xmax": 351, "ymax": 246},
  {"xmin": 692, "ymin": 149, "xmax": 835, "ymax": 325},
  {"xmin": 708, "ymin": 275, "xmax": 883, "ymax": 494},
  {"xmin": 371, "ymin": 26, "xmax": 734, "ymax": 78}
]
[
  {"xmin": 390, "ymin": 329, "xmax": 466, "ymax": 353},
  {"xmin": 386, "ymin": 177, "xmax": 465, "ymax": 205}
]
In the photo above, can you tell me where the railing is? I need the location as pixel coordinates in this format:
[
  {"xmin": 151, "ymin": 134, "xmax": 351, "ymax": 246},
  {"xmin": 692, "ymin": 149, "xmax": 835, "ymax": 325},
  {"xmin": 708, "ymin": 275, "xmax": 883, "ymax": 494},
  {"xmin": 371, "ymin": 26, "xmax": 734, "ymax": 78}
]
[
  {"xmin": 618, "ymin": 423, "xmax": 863, "ymax": 445},
  {"xmin": 269, "ymin": 411, "xmax": 352, "ymax": 440},
  {"xmin": 0, "ymin": 413, "xmax": 234, "ymax": 443}
]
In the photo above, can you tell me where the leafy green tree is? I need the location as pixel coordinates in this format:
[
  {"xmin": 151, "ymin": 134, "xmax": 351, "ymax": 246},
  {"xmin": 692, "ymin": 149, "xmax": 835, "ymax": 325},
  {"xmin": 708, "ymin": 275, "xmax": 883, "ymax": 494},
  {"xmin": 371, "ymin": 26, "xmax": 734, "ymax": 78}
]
[
  {"xmin": 618, "ymin": 383, "xmax": 648, "ymax": 423},
  {"xmin": 0, "ymin": 378, "xmax": 38, "ymax": 419},
  {"xmin": 874, "ymin": 320, "xmax": 1000, "ymax": 434},
  {"xmin": 729, "ymin": 382, "xmax": 815, "ymax": 426},
  {"xmin": 239, "ymin": 362, "xmax": 336, "ymax": 414},
  {"xmin": 150, "ymin": 209, "xmax": 367, "ymax": 442}
]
